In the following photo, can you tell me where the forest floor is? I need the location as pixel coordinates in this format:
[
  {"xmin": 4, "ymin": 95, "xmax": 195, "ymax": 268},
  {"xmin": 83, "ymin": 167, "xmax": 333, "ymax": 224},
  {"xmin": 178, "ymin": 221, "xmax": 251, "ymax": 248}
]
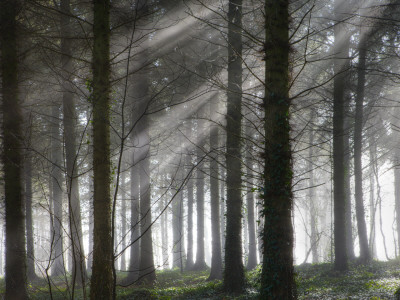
[{"xmin": 11, "ymin": 260, "xmax": 400, "ymax": 299}]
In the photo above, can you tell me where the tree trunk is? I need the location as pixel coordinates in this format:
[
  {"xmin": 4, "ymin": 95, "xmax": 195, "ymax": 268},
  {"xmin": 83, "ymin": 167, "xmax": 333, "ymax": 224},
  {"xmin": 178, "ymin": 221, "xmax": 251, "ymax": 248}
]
[
  {"xmin": 90, "ymin": 0, "xmax": 114, "ymax": 298},
  {"xmin": 87, "ymin": 172, "xmax": 94, "ymax": 273},
  {"xmin": 344, "ymin": 119, "xmax": 355, "ymax": 260},
  {"xmin": 353, "ymin": 36, "xmax": 370, "ymax": 263},
  {"xmin": 220, "ymin": 177, "xmax": 226, "ymax": 260},
  {"xmin": 332, "ymin": 0, "xmax": 349, "ymax": 272},
  {"xmin": 208, "ymin": 102, "xmax": 222, "ymax": 280},
  {"xmin": 224, "ymin": 0, "xmax": 244, "ymax": 293},
  {"xmin": 308, "ymin": 111, "xmax": 319, "ymax": 264},
  {"xmin": 395, "ymin": 145, "xmax": 400, "ymax": 258},
  {"xmin": 1, "ymin": 1, "xmax": 29, "ymax": 297},
  {"xmin": 172, "ymin": 166, "xmax": 184, "ymax": 270},
  {"xmin": 194, "ymin": 117, "xmax": 207, "ymax": 270},
  {"xmin": 186, "ymin": 151, "xmax": 194, "ymax": 270},
  {"xmin": 61, "ymin": 0, "xmax": 87, "ymax": 286},
  {"xmin": 138, "ymin": 123, "xmax": 156, "ymax": 284},
  {"xmin": 25, "ymin": 152, "xmax": 37, "ymax": 280},
  {"xmin": 50, "ymin": 104, "xmax": 65, "ymax": 276},
  {"xmin": 261, "ymin": 0, "xmax": 295, "ymax": 298},
  {"xmin": 245, "ymin": 128, "xmax": 257, "ymax": 270},
  {"xmin": 120, "ymin": 171, "xmax": 127, "ymax": 271},
  {"xmin": 126, "ymin": 150, "xmax": 140, "ymax": 284}
]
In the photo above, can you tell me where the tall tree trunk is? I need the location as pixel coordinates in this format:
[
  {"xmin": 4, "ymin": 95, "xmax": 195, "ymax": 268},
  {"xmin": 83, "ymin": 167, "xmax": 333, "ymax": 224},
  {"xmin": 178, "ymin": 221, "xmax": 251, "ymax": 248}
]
[
  {"xmin": 332, "ymin": 0, "xmax": 349, "ymax": 271},
  {"xmin": 126, "ymin": 151, "xmax": 140, "ymax": 284},
  {"xmin": 224, "ymin": 0, "xmax": 244, "ymax": 293},
  {"xmin": 369, "ymin": 157, "xmax": 377, "ymax": 258},
  {"xmin": 138, "ymin": 122, "xmax": 156, "ymax": 283},
  {"xmin": 25, "ymin": 152, "xmax": 37, "ymax": 280},
  {"xmin": 261, "ymin": 0, "xmax": 295, "ymax": 298},
  {"xmin": 353, "ymin": 36, "xmax": 370, "ymax": 263},
  {"xmin": 90, "ymin": 0, "xmax": 114, "ymax": 298},
  {"xmin": 344, "ymin": 119, "xmax": 355, "ymax": 260},
  {"xmin": 220, "ymin": 177, "xmax": 226, "ymax": 260},
  {"xmin": 308, "ymin": 111, "xmax": 319, "ymax": 264},
  {"xmin": 245, "ymin": 127, "xmax": 257, "ymax": 270},
  {"xmin": 208, "ymin": 102, "xmax": 222, "ymax": 280},
  {"xmin": 172, "ymin": 165, "xmax": 184, "ymax": 270},
  {"xmin": 60, "ymin": 0, "xmax": 87, "ymax": 286},
  {"xmin": 87, "ymin": 171, "xmax": 94, "ymax": 273},
  {"xmin": 120, "ymin": 171, "xmax": 127, "ymax": 271},
  {"xmin": 51, "ymin": 104, "xmax": 65, "ymax": 276},
  {"xmin": 161, "ymin": 180, "xmax": 169, "ymax": 268},
  {"xmin": 186, "ymin": 151, "xmax": 194, "ymax": 270},
  {"xmin": 194, "ymin": 117, "xmax": 207, "ymax": 270},
  {"xmin": 395, "ymin": 146, "xmax": 400, "ymax": 258},
  {"xmin": 0, "ymin": 1, "xmax": 29, "ymax": 297}
]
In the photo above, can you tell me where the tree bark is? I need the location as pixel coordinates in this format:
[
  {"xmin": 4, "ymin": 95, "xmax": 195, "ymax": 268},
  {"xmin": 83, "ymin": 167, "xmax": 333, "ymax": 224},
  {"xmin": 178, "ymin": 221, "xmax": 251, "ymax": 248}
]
[
  {"xmin": 25, "ymin": 152, "xmax": 37, "ymax": 280},
  {"xmin": 1, "ymin": 0, "xmax": 29, "ymax": 297},
  {"xmin": 261, "ymin": 0, "xmax": 295, "ymax": 298},
  {"xmin": 332, "ymin": 0, "xmax": 349, "ymax": 272},
  {"xmin": 120, "ymin": 171, "xmax": 127, "ymax": 271},
  {"xmin": 208, "ymin": 101, "xmax": 222, "ymax": 280},
  {"xmin": 186, "ymin": 148, "xmax": 194, "ymax": 270},
  {"xmin": 224, "ymin": 0, "xmax": 244, "ymax": 293},
  {"xmin": 90, "ymin": 0, "xmax": 114, "ymax": 298},
  {"xmin": 50, "ymin": 103, "xmax": 65, "ymax": 277},
  {"xmin": 308, "ymin": 111, "xmax": 319, "ymax": 264},
  {"xmin": 245, "ymin": 126, "xmax": 257, "ymax": 270},
  {"xmin": 353, "ymin": 36, "xmax": 370, "ymax": 263},
  {"xmin": 61, "ymin": 0, "xmax": 87, "ymax": 285},
  {"xmin": 126, "ymin": 150, "xmax": 140, "ymax": 284},
  {"xmin": 138, "ymin": 121, "xmax": 156, "ymax": 284},
  {"xmin": 194, "ymin": 116, "xmax": 207, "ymax": 270}
]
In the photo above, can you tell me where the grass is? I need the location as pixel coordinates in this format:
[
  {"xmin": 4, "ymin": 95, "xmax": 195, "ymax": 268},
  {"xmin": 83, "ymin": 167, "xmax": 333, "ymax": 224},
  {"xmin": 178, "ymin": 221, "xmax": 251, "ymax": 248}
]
[
  {"xmin": 4, "ymin": 260, "xmax": 400, "ymax": 299},
  {"xmin": 296, "ymin": 260, "xmax": 400, "ymax": 299}
]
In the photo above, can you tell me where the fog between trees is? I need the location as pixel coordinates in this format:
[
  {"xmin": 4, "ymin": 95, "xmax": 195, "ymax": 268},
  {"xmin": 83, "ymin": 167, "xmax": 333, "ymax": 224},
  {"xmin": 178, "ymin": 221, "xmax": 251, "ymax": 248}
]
[{"xmin": 1, "ymin": 0, "xmax": 400, "ymax": 299}]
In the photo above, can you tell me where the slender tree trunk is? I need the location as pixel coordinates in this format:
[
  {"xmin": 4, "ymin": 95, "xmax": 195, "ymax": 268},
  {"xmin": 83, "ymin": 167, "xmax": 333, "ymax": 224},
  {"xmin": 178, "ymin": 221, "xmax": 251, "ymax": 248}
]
[
  {"xmin": 261, "ymin": 0, "xmax": 295, "ymax": 298},
  {"xmin": 172, "ymin": 165, "xmax": 184, "ymax": 270},
  {"xmin": 186, "ymin": 152, "xmax": 194, "ymax": 270},
  {"xmin": 138, "ymin": 125, "xmax": 156, "ymax": 283},
  {"xmin": 120, "ymin": 172, "xmax": 127, "ymax": 271},
  {"xmin": 208, "ymin": 102, "xmax": 222, "ymax": 280},
  {"xmin": 87, "ymin": 172, "xmax": 94, "ymax": 273},
  {"xmin": 194, "ymin": 117, "xmax": 207, "ymax": 270},
  {"xmin": 245, "ymin": 129, "xmax": 257, "ymax": 270},
  {"xmin": 25, "ymin": 152, "xmax": 37, "ymax": 280},
  {"xmin": 332, "ymin": 0, "xmax": 349, "ymax": 271},
  {"xmin": 344, "ymin": 120, "xmax": 355, "ymax": 260},
  {"xmin": 50, "ymin": 104, "xmax": 65, "ymax": 276},
  {"xmin": 90, "ymin": 0, "xmax": 114, "ymax": 298},
  {"xmin": 126, "ymin": 151, "xmax": 140, "ymax": 284},
  {"xmin": 220, "ymin": 177, "xmax": 226, "ymax": 260},
  {"xmin": 224, "ymin": 0, "xmax": 244, "ymax": 293},
  {"xmin": 60, "ymin": 0, "xmax": 87, "ymax": 286},
  {"xmin": 353, "ymin": 36, "xmax": 370, "ymax": 263},
  {"xmin": 1, "ymin": 1, "xmax": 29, "ymax": 297},
  {"xmin": 308, "ymin": 111, "xmax": 319, "ymax": 264},
  {"xmin": 395, "ymin": 147, "xmax": 400, "ymax": 258},
  {"xmin": 161, "ymin": 180, "xmax": 169, "ymax": 268}
]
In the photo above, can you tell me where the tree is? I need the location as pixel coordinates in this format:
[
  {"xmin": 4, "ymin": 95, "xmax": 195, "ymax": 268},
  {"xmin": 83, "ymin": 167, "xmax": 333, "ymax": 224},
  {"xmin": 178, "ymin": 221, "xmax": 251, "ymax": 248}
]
[
  {"xmin": 60, "ymin": 0, "xmax": 87, "ymax": 285},
  {"xmin": 260, "ymin": 0, "xmax": 295, "ymax": 298},
  {"xmin": 1, "ymin": 0, "xmax": 29, "ymax": 297},
  {"xmin": 208, "ymin": 99, "xmax": 223, "ymax": 280},
  {"xmin": 353, "ymin": 32, "xmax": 370, "ymax": 263},
  {"xmin": 90, "ymin": 0, "xmax": 114, "ymax": 298},
  {"xmin": 224, "ymin": 0, "xmax": 245, "ymax": 293},
  {"xmin": 333, "ymin": 0, "xmax": 350, "ymax": 271}
]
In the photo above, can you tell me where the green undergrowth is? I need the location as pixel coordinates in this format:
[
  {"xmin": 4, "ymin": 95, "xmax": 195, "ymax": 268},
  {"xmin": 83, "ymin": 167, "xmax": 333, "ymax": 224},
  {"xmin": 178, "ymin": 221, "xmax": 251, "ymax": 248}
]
[
  {"xmin": 297, "ymin": 260, "xmax": 400, "ymax": 299},
  {"xmin": 8, "ymin": 260, "xmax": 400, "ymax": 299}
]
